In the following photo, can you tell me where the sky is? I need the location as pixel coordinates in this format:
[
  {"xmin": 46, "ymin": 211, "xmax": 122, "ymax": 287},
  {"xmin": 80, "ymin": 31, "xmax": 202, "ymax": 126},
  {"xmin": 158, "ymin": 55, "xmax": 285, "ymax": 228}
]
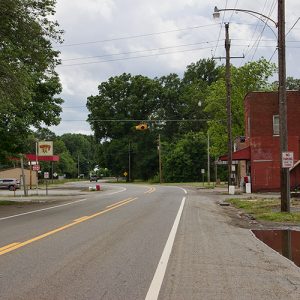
[{"xmin": 50, "ymin": 0, "xmax": 300, "ymax": 136}]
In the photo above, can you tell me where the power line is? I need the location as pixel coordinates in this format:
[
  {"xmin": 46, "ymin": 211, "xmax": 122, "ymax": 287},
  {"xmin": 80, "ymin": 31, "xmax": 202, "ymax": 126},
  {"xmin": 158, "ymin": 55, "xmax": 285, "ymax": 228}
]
[
  {"xmin": 59, "ymin": 44, "xmax": 225, "ymax": 67},
  {"xmin": 62, "ymin": 40, "xmax": 223, "ymax": 62},
  {"xmin": 56, "ymin": 24, "xmax": 220, "ymax": 48},
  {"xmin": 60, "ymin": 118, "xmax": 225, "ymax": 123}
]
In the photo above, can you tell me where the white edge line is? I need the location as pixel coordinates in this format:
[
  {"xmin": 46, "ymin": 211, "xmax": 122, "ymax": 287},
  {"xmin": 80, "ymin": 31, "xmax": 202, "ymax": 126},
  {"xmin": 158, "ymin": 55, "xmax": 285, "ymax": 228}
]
[
  {"xmin": 145, "ymin": 196, "xmax": 186, "ymax": 300},
  {"xmin": 0, "ymin": 186, "xmax": 127, "ymax": 221},
  {"xmin": 104, "ymin": 186, "xmax": 127, "ymax": 195},
  {"xmin": 0, "ymin": 198, "xmax": 87, "ymax": 221}
]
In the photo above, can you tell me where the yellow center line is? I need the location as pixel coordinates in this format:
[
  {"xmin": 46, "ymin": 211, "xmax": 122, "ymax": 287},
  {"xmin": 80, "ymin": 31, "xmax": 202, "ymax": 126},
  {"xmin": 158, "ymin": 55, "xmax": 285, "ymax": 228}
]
[
  {"xmin": 0, "ymin": 197, "xmax": 138, "ymax": 257},
  {"xmin": 144, "ymin": 187, "xmax": 156, "ymax": 194},
  {"xmin": 105, "ymin": 197, "xmax": 134, "ymax": 208},
  {"xmin": 0, "ymin": 242, "xmax": 20, "ymax": 252}
]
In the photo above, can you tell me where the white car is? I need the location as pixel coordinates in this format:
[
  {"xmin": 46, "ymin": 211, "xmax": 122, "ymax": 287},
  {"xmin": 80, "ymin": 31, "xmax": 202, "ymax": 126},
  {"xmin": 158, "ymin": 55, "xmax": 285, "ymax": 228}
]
[{"xmin": 0, "ymin": 178, "xmax": 21, "ymax": 191}]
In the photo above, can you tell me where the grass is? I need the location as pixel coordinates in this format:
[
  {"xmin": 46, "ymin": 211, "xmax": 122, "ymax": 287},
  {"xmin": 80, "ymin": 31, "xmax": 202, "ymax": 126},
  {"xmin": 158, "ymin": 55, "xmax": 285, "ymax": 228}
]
[
  {"xmin": 0, "ymin": 200, "xmax": 26, "ymax": 205},
  {"xmin": 227, "ymin": 197, "xmax": 300, "ymax": 223}
]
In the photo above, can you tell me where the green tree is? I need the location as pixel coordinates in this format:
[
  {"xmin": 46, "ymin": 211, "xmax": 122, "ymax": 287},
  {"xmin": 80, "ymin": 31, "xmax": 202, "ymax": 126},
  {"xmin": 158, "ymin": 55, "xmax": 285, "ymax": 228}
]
[
  {"xmin": 205, "ymin": 58, "xmax": 276, "ymax": 158},
  {"xmin": 0, "ymin": 0, "xmax": 63, "ymax": 160},
  {"xmin": 162, "ymin": 132, "xmax": 207, "ymax": 182},
  {"xmin": 179, "ymin": 58, "xmax": 221, "ymax": 134},
  {"xmin": 60, "ymin": 133, "xmax": 99, "ymax": 176}
]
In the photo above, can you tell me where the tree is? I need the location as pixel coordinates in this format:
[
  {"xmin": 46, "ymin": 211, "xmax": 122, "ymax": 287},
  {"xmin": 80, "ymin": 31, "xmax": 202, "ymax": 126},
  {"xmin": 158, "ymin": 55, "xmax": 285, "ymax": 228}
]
[
  {"xmin": 0, "ymin": 0, "xmax": 63, "ymax": 160},
  {"xmin": 162, "ymin": 132, "xmax": 207, "ymax": 182},
  {"xmin": 179, "ymin": 58, "xmax": 221, "ymax": 134},
  {"xmin": 205, "ymin": 58, "xmax": 276, "ymax": 158},
  {"xmin": 87, "ymin": 73, "xmax": 160, "ymax": 140},
  {"xmin": 60, "ymin": 133, "xmax": 99, "ymax": 176}
]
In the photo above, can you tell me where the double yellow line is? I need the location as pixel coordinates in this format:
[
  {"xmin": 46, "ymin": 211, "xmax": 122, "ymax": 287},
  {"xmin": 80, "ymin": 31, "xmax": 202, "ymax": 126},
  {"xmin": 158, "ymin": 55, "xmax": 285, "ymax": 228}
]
[
  {"xmin": 144, "ymin": 187, "xmax": 156, "ymax": 194},
  {"xmin": 0, "ymin": 197, "xmax": 137, "ymax": 256}
]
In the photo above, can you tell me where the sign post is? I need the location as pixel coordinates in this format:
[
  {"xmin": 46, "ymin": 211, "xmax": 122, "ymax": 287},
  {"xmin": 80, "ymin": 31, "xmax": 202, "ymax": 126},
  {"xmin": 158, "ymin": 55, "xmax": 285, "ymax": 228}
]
[
  {"xmin": 201, "ymin": 169, "xmax": 205, "ymax": 187},
  {"xmin": 44, "ymin": 172, "xmax": 49, "ymax": 196}
]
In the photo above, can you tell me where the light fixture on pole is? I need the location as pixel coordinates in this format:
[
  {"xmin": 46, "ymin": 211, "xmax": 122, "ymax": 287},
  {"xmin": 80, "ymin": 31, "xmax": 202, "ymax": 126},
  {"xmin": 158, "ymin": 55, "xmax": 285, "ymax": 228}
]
[{"xmin": 213, "ymin": 1, "xmax": 289, "ymax": 212}]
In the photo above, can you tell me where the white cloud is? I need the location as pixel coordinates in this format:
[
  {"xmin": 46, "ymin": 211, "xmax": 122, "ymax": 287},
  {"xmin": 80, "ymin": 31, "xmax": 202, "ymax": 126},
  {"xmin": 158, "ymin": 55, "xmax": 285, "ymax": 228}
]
[{"xmin": 51, "ymin": 0, "xmax": 300, "ymax": 135}]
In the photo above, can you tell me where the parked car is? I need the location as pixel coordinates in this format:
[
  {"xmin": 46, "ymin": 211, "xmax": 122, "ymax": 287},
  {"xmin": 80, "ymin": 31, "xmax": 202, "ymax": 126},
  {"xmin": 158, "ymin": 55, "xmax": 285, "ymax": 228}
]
[
  {"xmin": 0, "ymin": 178, "xmax": 20, "ymax": 191},
  {"xmin": 89, "ymin": 175, "xmax": 98, "ymax": 182}
]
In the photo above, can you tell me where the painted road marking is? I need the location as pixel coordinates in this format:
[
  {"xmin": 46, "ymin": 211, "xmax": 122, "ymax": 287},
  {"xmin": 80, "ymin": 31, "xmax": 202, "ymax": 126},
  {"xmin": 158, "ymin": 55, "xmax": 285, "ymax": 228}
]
[
  {"xmin": 0, "ymin": 198, "xmax": 88, "ymax": 221},
  {"xmin": 106, "ymin": 198, "xmax": 134, "ymax": 208},
  {"xmin": 0, "ymin": 197, "xmax": 137, "ymax": 256},
  {"xmin": 0, "ymin": 186, "xmax": 128, "ymax": 222},
  {"xmin": 144, "ymin": 187, "xmax": 156, "ymax": 194},
  {"xmin": 145, "ymin": 196, "xmax": 186, "ymax": 300}
]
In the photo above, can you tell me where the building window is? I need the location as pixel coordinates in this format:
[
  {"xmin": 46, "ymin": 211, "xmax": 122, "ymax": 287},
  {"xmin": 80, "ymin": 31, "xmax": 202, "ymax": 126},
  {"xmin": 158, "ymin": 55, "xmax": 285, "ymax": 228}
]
[{"xmin": 273, "ymin": 115, "xmax": 279, "ymax": 135}]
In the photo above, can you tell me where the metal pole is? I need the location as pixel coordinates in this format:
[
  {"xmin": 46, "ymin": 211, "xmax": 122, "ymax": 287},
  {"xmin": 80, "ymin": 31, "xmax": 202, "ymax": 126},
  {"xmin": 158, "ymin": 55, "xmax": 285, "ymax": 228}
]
[
  {"xmin": 225, "ymin": 23, "xmax": 233, "ymax": 189},
  {"xmin": 278, "ymin": 0, "xmax": 290, "ymax": 212}
]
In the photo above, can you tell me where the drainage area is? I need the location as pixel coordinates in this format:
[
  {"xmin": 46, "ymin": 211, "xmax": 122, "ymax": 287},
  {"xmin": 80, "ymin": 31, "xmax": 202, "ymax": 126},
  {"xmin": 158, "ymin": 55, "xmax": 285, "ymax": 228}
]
[{"xmin": 252, "ymin": 229, "xmax": 300, "ymax": 267}]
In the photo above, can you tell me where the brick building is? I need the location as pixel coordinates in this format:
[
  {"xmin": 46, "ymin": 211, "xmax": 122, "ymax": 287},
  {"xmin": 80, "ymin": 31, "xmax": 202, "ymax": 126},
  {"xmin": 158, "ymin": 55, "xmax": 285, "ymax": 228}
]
[{"xmin": 220, "ymin": 91, "xmax": 300, "ymax": 192}]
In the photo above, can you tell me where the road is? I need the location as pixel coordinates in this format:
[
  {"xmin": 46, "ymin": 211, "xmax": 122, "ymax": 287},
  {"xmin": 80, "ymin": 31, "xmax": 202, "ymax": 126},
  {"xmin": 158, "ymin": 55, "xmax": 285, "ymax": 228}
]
[{"xmin": 0, "ymin": 182, "xmax": 300, "ymax": 299}]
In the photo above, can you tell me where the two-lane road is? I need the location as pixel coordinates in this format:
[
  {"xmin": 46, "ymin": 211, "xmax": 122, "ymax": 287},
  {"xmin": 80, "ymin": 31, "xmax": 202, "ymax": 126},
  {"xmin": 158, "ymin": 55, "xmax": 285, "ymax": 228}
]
[{"xmin": 0, "ymin": 183, "xmax": 186, "ymax": 299}]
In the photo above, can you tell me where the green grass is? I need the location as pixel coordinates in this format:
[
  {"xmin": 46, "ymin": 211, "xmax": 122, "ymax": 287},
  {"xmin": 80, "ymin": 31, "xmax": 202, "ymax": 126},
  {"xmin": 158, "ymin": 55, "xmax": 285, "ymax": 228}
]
[
  {"xmin": 227, "ymin": 198, "xmax": 300, "ymax": 223},
  {"xmin": 0, "ymin": 200, "xmax": 26, "ymax": 205}
]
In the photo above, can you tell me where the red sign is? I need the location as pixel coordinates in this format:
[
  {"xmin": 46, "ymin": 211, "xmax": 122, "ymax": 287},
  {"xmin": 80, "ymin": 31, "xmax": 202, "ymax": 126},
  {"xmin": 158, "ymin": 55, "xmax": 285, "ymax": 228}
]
[{"xmin": 32, "ymin": 165, "xmax": 40, "ymax": 171}]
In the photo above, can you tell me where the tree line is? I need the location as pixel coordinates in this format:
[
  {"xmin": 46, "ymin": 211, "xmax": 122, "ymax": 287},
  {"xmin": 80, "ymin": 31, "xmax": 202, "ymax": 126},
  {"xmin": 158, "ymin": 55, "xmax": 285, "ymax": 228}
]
[{"xmin": 2, "ymin": 0, "xmax": 300, "ymax": 182}]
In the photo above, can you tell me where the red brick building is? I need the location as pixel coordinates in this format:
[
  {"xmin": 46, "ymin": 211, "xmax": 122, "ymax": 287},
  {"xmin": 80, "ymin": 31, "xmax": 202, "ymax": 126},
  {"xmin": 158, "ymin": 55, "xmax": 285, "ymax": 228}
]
[{"xmin": 221, "ymin": 91, "xmax": 300, "ymax": 192}]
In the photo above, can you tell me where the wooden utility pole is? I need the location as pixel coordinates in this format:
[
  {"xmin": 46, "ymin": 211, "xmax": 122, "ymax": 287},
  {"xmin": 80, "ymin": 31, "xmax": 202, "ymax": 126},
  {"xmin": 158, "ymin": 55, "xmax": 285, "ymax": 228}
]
[
  {"xmin": 225, "ymin": 23, "xmax": 233, "ymax": 188},
  {"xmin": 278, "ymin": 0, "xmax": 290, "ymax": 212},
  {"xmin": 158, "ymin": 134, "xmax": 162, "ymax": 184},
  {"xmin": 207, "ymin": 133, "xmax": 210, "ymax": 186},
  {"xmin": 128, "ymin": 141, "xmax": 132, "ymax": 182},
  {"xmin": 20, "ymin": 155, "xmax": 28, "ymax": 196}
]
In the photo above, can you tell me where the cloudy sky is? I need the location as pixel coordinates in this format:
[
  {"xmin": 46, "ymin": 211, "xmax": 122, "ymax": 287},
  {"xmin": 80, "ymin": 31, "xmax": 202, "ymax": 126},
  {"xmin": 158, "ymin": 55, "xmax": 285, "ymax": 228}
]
[{"xmin": 50, "ymin": 0, "xmax": 300, "ymax": 136}]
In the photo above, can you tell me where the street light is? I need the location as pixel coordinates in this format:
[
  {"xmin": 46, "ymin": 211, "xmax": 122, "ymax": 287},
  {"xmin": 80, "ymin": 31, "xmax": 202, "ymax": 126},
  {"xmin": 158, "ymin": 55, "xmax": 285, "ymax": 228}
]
[{"xmin": 213, "ymin": 1, "xmax": 289, "ymax": 212}]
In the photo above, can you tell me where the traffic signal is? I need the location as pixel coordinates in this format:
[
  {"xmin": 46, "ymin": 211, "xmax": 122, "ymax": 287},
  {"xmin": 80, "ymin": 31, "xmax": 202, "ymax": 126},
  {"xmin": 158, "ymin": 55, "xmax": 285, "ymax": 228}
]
[{"xmin": 135, "ymin": 123, "xmax": 148, "ymax": 130}]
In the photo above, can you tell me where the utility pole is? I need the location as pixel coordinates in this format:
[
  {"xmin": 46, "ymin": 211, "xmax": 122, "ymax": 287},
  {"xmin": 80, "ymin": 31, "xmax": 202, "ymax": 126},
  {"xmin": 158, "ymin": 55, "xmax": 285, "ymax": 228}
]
[
  {"xmin": 20, "ymin": 155, "xmax": 28, "ymax": 196},
  {"xmin": 278, "ymin": 0, "xmax": 290, "ymax": 212},
  {"xmin": 158, "ymin": 134, "xmax": 162, "ymax": 184},
  {"xmin": 225, "ymin": 23, "xmax": 233, "ymax": 188},
  {"xmin": 77, "ymin": 154, "xmax": 80, "ymax": 179},
  {"xmin": 207, "ymin": 133, "xmax": 210, "ymax": 186},
  {"xmin": 128, "ymin": 141, "xmax": 131, "ymax": 182}
]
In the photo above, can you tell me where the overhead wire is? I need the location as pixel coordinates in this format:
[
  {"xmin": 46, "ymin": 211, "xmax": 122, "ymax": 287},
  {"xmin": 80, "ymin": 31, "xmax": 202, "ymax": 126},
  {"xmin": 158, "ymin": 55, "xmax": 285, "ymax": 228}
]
[
  {"xmin": 250, "ymin": 0, "xmax": 277, "ymax": 61},
  {"xmin": 62, "ymin": 40, "xmax": 223, "ymax": 62},
  {"xmin": 213, "ymin": 0, "xmax": 228, "ymax": 57},
  {"xmin": 59, "ymin": 44, "xmax": 226, "ymax": 67},
  {"xmin": 56, "ymin": 24, "xmax": 220, "ymax": 48}
]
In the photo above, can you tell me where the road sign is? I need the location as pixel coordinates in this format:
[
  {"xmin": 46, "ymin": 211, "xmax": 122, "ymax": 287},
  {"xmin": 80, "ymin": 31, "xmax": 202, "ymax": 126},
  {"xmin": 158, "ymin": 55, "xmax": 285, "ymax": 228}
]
[
  {"xmin": 282, "ymin": 151, "xmax": 294, "ymax": 168},
  {"xmin": 44, "ymin": 172, "xmax": 49, "ymax": 179},
  {"xmin": 53, "ymin": 172, "xmax": 58, "ymax": 177},
  {"xmin": 32, "ymin": 164, "xmax": 40, "ymax": 171},
  {"xmin": 123, "ymin": 171, "xmax": 128, "ymax": 177},
  {"xmin": 201, "ymin": 169, "xmax": 205, "ymax": 174}
]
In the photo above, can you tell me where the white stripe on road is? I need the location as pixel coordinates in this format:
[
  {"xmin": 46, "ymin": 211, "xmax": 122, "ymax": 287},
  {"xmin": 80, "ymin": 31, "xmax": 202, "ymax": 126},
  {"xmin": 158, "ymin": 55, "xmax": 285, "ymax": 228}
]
[
  {"xmin": 145, "ymin": 196, "xmax": 186, "ymax": 300},
  {"xmin": 0, "ymin": 198, "xmax": 88, "ymax": 221},
  {"xmin": 0, "ymin": 186, "xmax": 127, "ymax": 221}
]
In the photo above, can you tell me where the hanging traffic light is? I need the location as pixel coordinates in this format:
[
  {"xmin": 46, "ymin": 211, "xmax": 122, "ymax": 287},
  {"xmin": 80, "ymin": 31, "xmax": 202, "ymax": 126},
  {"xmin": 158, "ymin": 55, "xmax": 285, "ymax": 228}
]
[{"xmin": 135, "ymin": 123, "xmax": 148, "ymax": 131}]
